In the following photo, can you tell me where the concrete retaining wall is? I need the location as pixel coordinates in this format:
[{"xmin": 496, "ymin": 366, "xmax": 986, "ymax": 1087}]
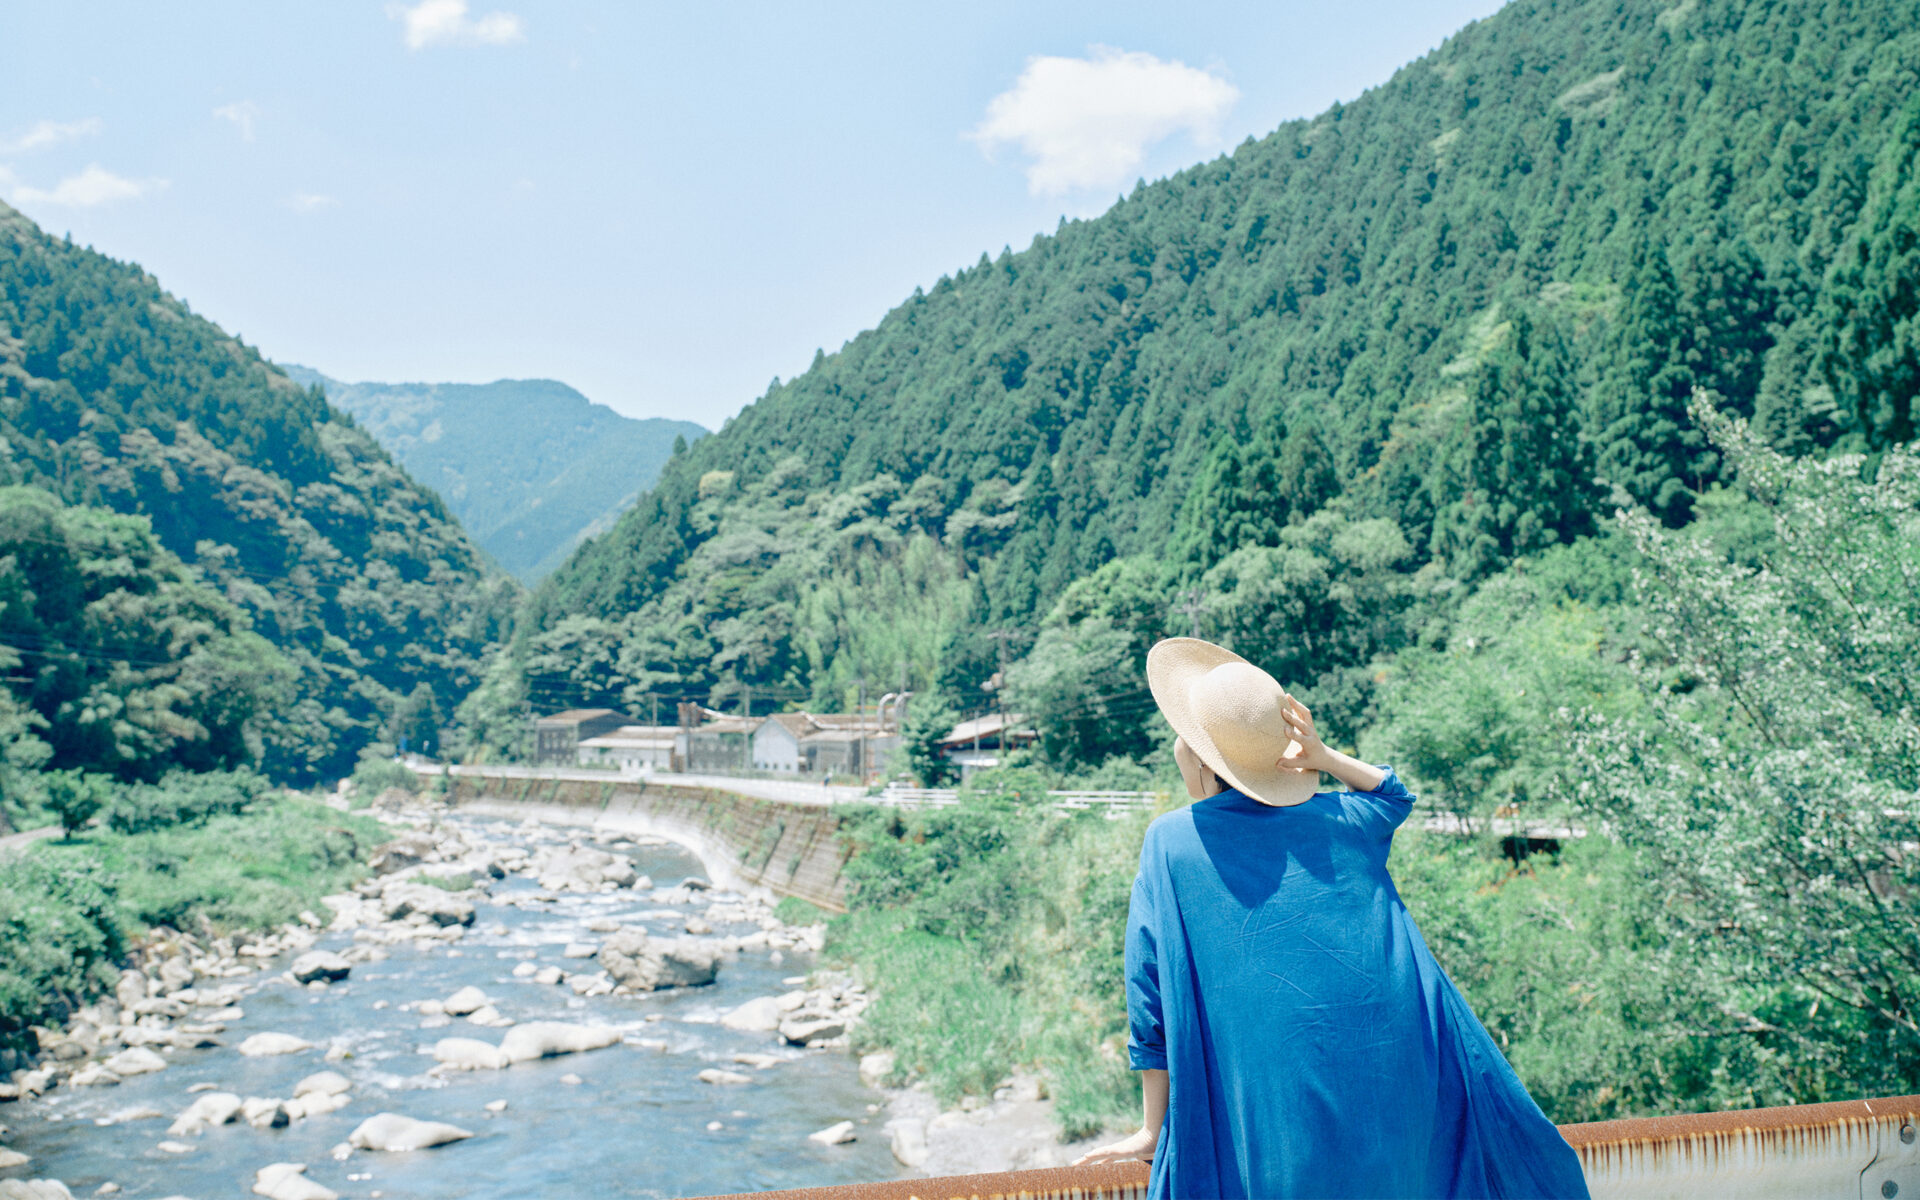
[{"xmin": 443, "ymin": 771, "xmax": 853, "ymax": 912}]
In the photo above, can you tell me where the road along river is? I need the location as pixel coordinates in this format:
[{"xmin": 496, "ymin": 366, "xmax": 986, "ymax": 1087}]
[{"xmin": 0, "ymin": 806, "xmax": 899, "ymax": 1199}]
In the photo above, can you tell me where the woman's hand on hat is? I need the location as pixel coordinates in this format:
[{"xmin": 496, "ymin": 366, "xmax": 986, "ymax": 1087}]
[{"xmin": 1277, "ymin": 694, "xmax": 1333, "ymax": 774}]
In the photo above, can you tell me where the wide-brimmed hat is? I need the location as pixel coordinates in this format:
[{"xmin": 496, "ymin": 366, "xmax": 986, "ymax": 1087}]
[{"xmin": 1146, "ymin": 637, "xmax": 1321, "ymax": 807}]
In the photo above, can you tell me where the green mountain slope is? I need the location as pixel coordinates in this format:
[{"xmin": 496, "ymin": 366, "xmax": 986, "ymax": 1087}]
[
  {"xmin": 488, "ymin": 0, "xmax": 1920, "ymax": 740},
  {"xmin": 281, "ymin": 367, "xmax": 706, "ymax": 582},
  {"xmin": 0, "ymin": 201, "xmax": 513, "ymax": 781}
]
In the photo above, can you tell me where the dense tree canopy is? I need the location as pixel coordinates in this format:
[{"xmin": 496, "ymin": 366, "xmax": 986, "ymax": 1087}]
[
  {"xmin": 492, "ymin": 0, "xmax": 1920, "ymax": 752},
  {"xmin": 0, "ymin": 202, "xmax": 514, "ymax": 780}
]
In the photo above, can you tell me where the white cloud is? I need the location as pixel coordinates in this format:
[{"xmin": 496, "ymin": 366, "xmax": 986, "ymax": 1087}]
[
  {"xmin": 10, "ymin": 164, "xmax": 167, "ymax": 208},
  {"xmin": 287, "ymin": 192, "xmax": 338, "ymax": 212},
  {"xmin": 968, "ymin": 46, "xmax": 1239, "ymax": 195},
  {"xmin": 214, "ymin": 100, "xmax": 261, "ymax": 141},
  {"xmin": 388, "ymin": 0, "xmax": 525, "ymax": 49},
  {"xmin": 0, "ymin": 118, "xmax": 103, "ymax": 155}
]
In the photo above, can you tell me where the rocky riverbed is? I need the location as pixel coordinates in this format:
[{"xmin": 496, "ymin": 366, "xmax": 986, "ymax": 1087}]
[
  {"xmin": 0, "ymin": 793, "xmax": 893, "ymax": 1198},
  {"xmin": 0, "ymin": 793, "xmax": 1113, "ymax": 1198}
]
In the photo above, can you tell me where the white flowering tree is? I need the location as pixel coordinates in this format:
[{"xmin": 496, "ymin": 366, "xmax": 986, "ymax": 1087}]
[{"xmin": 1564, "ymin": 394, "xmax": 1920, "ymax": 1098}]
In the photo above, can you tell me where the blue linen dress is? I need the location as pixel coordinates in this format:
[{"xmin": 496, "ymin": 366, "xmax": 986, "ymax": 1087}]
[{"xmin": 1126, "ymin": 768, "xmax": 1590, "ymax": 1200}]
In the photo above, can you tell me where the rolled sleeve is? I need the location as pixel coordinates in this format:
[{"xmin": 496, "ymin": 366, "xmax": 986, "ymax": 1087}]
[{"xmin": 1125, "ymin": 860, "xmax": 1168, "ymax": 1071}]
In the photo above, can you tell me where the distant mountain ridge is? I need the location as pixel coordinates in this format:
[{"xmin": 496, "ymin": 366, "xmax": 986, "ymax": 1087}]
[{"xmin": 282, "ymin": 366, "xmax": 707, "ymax": 582}]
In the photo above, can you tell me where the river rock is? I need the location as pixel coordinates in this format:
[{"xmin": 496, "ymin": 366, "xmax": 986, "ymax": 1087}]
[
  {"xmin": 498, "ymin": 1022, "xmax": 620, "ymax": 1063},
  {"xmin": 466, "ymin": 1004, "xmax": 511, "ymax": 1027},
  {"xmin": 0, "ymin": 1183, "xmax": 72, "ymax": 1200},
  {"xmin": 243, "ymin": 1097, "xmax": 290, "ymax": 1128},
  {"xmin": 293, "ymin": 1071, "xmax": 351, "ymax": 1098},
  {"xmin": 67, "ymin": 1064, "xmax": 121, "ymax": 1087},
  {"xmin": 114, "ymin": 969, "xmax": 148, "ymax": 1009},
  {"xmin": 532, "ymin": 846, "xmax": 636, "ymax": 892},
  {"xmin": 441, "ymin": 986, "xmax": 489, "ymax": 1016},
  {"xmin": 597, "ymin": 930, "xmax": 719, "ymax": 991},
  {"xmin": 239, "ymin": 1032, "xmax": 312, "ymax": 1057},
  {"xmin": 432, "ymin": 1037, "xmax": 507, "ymax": 1071},
  {"xmin": 347, "ymin": 1112, "xmax": 474, "ymax": 1151},
  {"xmin": 808, "ymin": 1120, "xmax": 856, "ymax": 1146},
  {"xmin": 381, "ymin": 884, "xmax": 474, "ymax": 927},
  {"xmin": 289, "ymin": 951, "xmax": 351, "ymax": 985},
  {"xmin": 252, "ymin": 1163, "xmax": 337, "ymax": 1200},
  {"xmin": 778, "ymin": 1015, "xmax": 846, "ymax": 1046},
  {"xmin": 887, "ymin": 1116, "xmax": 929, "ymax": 1167},
  {"xmin": 157, "ymin": 958, "xmax": 196, "ymax": 993},
  {"xmin": 511, "ymin": 961, "xmax": 538, "ymax": 978},
  {"xmin": 0, "ymin": 1149, "xmax": 27, "ymax": 1168},
  {"xmin": 697, "ymin": 1068, "xmax": 753, "ymax": 1086},
  {"xmin": 285, "ymin": 1091, "xmax": 351, "ymax": 1120},
  {"xmin": 720, "ymin": 996, "xmax": 784, "ymax": 1033},
  {"xmin": 102, "ymin": 1047, "xmax": 167, "ymax": 1076},
  {"xmin": 533, "ymin": 965, "xmax": 564, "ymax": 985},
  {"xmin": 858, "ymin": 1050, "xmax": 896, "ymax": 1086},
  {"xmin": 168, "ymin": 1091, "xmax": 243, "ymax": 1135}
]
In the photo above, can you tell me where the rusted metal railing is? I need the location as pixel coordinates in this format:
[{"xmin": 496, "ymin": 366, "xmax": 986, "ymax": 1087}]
[{"xmin": 706, "ymin": 1093, "xmax": 1920, "ymax": 1200}]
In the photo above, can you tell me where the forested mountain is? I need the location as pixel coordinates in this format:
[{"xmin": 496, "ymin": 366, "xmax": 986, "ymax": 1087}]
[
  {"xmin": 0, "ymin": 201, "xmax": 512, "ymax": 781},
  {"xmin": 476, "ymin": 0, "xmax": 1920, "ymax": 747},
  {"xmin": 282, "ymin": 366, "xmax": 706, "ymax": 582}
]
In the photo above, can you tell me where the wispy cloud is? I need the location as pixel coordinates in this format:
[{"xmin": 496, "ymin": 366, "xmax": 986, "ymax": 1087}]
[
  {"xmin": 214, "ymin": 100, "xmax": 261, "ymax": 141},
  {"xmin": 388, "ymin": 0, "xmax": 525, "ymax": 49},
  {"xmin": 10, "ymin": 164, "xmax": 167, "ymax": 208},
  {"xmin": 968, "ymin": 47, "xmax": 1239, "ymax": 196},
  {"xmin": 0, "ymin": 118, "xmax": 103, "ymax": 155},
  {"xmin": 287, "ymin": 192, "xmax": 338, "ymax": 213}
]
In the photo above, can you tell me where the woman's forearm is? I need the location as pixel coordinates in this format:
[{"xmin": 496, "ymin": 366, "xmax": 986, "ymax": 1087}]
[
  {"xmin": 1317, "ymin": 747, "xmax": 1386, "ymax": 793},
  {"xmin": 1142, "ymin": 1068, "xmax": 1169, "ymax": 1137}
]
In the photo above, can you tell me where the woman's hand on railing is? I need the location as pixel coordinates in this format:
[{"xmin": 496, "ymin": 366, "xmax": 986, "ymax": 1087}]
[{"xmin": 1071, "ymin": 1126, "xmax": 1159, "ymax": 1166}]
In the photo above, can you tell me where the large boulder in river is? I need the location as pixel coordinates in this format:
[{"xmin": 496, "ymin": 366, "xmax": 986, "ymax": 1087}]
[
  {"xmin": 597, "ymin": 930, "xmax": 719, "ymax": 991},
  {"xmin": 349, "ymin": 1111, "xmax": 474, "ymax": 1151},
  {"xmin": 720, "ymin": 996, "xmax": 784, "ymax": 1033},
  {"xmin": 239, "ymin": 1032, "xmax": 312, "ymax": 1057},
  {"xmin": 289, "ymin": 950, "xmax": 351, "ymax": 984},
  {"xmin": 168, "ymin": 1091, "xmax": 243, "ymax": 1136},
  {"xmin": 0, "ymin": 1182, "xmax": 76, "ymax": 1200},
  {"xmin": 441, "ymin": 985, "xmax": 489, "ymax": 1016},
  {"xmin": 531, "ymin": 845, "xmax": 636, "ymax": 891},
  {"xmin": 102, "ymin": 1047, "xmax": 167, "ymax": 1076},
  {"xmin": 252, "ymin": 1163, "xmax": 337, "ymax": 1200},
  {"xmin": 498, "ymin": 1022, "xmax": 621, "ymax": 1063},
  {"xmin": 432, "ymin": 1037, "xmax": 507, "ymax": 1071},
  {"xmin": 381, "ymin": 883, "xmax": 474, "ymax": 926}
]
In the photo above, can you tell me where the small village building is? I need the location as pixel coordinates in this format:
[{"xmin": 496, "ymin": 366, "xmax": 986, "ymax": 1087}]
[
  {"xmin": 533, "ymin": 709, "xmax": 634, "ymax": 766},
  {"xmin": 752, "ymin": 714, "xmax": 816, "ymax": 773},
  {"xmin": 577, "ymin": 724, "xmax": 678, "ymax": 771},
  {"xmin": 684, "ymin": 716, "xmax": 758, "ymax": 773},
  {"xmin": 937, "ymin": 712, "xmax": 1035, "ymax": 778}
]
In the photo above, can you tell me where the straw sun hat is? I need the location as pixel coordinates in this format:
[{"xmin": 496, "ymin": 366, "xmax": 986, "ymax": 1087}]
[{"xmin": 1146, "ymin": 637, "xmax": 1322, "ymax": 807}]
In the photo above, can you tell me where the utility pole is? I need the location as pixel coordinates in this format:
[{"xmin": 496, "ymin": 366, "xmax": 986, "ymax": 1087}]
[
  {"xmin": 649, "ymin": 693, "xmax": 659, "ymax": 727},
  {"xmin": 1174, "ymin": 588, "xmax": 1207, "ymax": 638},
  {"xmin": 986, "ymin": 628, "xmax": 1019, "ymax": 757}
]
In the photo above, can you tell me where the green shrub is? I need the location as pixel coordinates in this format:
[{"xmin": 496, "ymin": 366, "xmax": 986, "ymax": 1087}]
[
  {"xmin": 105, "ymin": 769, "xmax": 270, "ymax": 834},
  {"xmin": 418, "ymin": 872, "xmax": 474, "ymax": 892},
  {"xmin": 0, "ymin": 854, "xmax": 123, "ymax": 1052},
  {"xmin": 35, "ymin": 794, "xmax": 386, "ymax": 935},
  {"xmin": 773, "ymin": 896, "xmax": 828, "ymax": 926},
  {"xmin": 44, "ymin": 770, "xmax": 110, "ymax": 837},
  {"xmin": 350, "ymin": 757, "xmax": 418, "ymax": 800}
]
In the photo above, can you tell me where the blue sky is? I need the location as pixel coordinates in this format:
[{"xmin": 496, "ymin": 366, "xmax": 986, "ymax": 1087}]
[{"xmin": 4, "ymin": 1, "xmax": 1506, "ymax": 427}]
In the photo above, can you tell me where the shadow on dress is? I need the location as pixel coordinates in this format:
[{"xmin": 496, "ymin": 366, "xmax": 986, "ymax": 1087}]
[{"xmin": 1189, "ymin": 794, "xmax": 1341, "ymax": 910}]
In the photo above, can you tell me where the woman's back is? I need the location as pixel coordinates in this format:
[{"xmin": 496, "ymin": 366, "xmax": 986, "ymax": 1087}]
[{"xmin": 1127, "ymin": 770, "xmax": 1590, "ymax": 1199}]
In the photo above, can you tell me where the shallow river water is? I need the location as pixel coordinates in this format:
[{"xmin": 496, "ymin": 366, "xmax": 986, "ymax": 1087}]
[{"xmin": 4, "ymin": 817, "xmax": 901, "ymax": 1198}]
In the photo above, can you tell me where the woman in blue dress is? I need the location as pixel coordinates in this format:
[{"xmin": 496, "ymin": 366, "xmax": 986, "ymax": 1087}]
[{"xmin": 1075, "ymin": 637, "xmax": 1590, "ymax": 1200}]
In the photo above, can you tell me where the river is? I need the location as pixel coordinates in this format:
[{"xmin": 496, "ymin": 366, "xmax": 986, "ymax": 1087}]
[{"xmin": 1, "ymin": 815, "xmax": 900, "ymax": 1198}]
